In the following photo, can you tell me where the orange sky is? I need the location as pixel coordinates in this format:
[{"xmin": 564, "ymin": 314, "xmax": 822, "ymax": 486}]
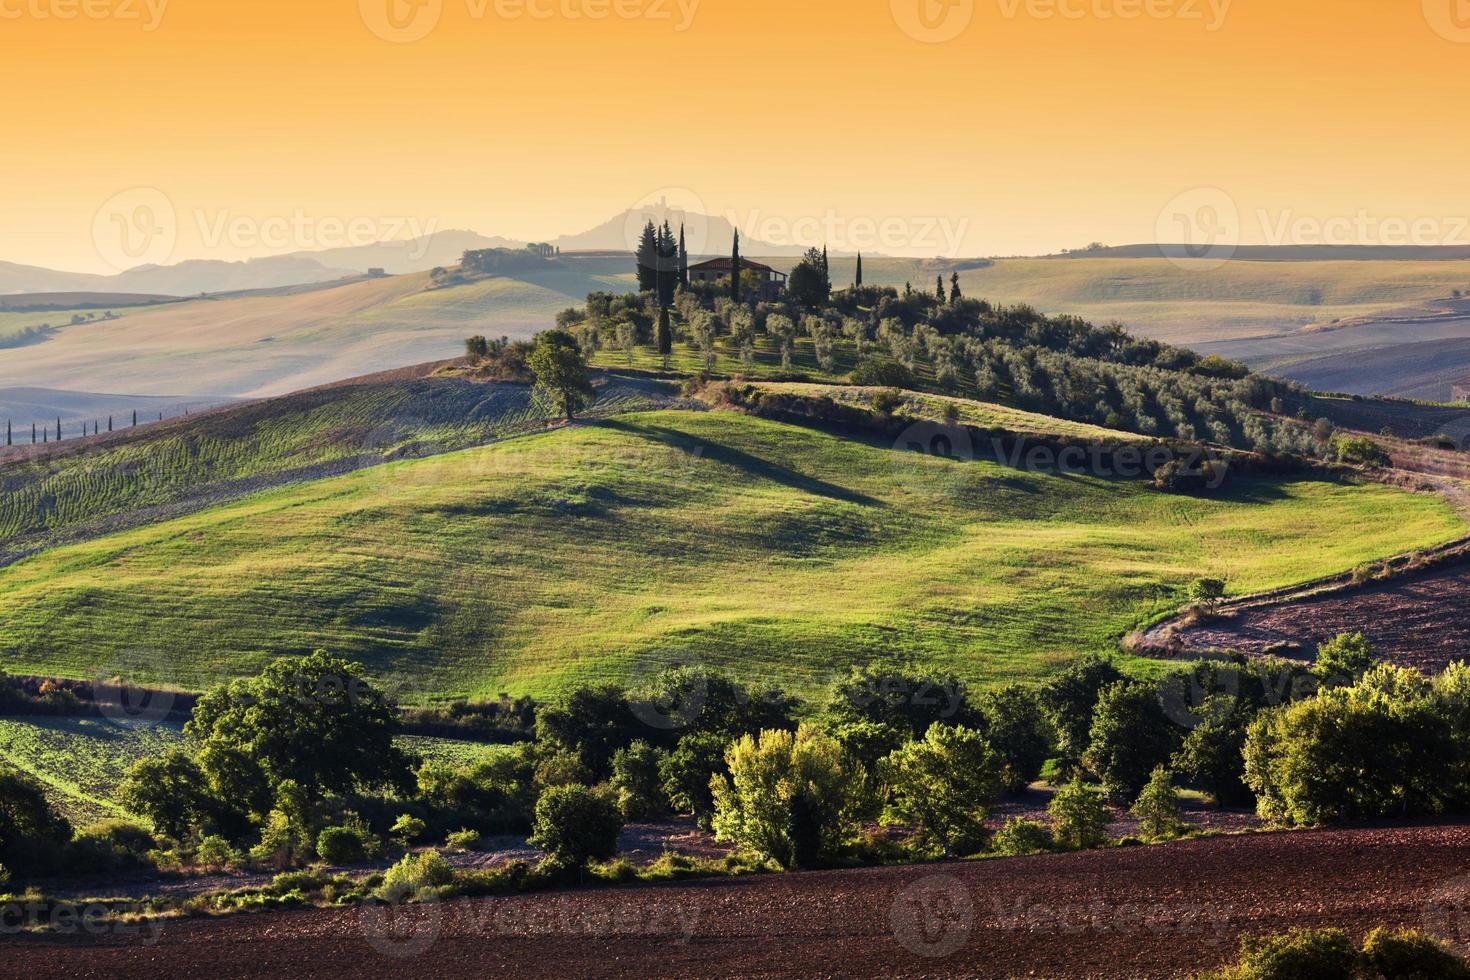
[{"xmin": 4, "ymin": 0, "xmax": 1469, "ymax": 272}]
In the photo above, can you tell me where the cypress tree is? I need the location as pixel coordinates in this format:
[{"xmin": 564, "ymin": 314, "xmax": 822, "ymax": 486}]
[
  {"xmin": 655, "ymin": 223, "xmax": 675, "ymax": 364},
  {"xmin": 31, "ymin": 422, "xmax": 36, "ymax": 444},
  {"xmin": 108, "ymin": 415, "xmax": 113, "ymax": 432},
  {"xmin": 731, "ymin": 230, "xmax": 742, "ymax": 302},
  {"xmin": 937, "ymin": 275, "xmax": 947, "ymax": 303},
  {"xmin": 635, "ymin": 221, "xmax": 659, "ymax": 292},
  {"xmin": 132, "ymin": 410, "xmax": 137, "ymax": 427},
  {"xmin": 951, "ymin": 272, "xmax": 962, "ymax": 301},
  {"xmin": 5, "ymin": 420, "xmax": 9, "ymax": 446},
  {"xmin": 56, "ymin": 417, "xmax": 61, "ymax": 441},
  {"xmin": 855, "ymin": 253, "xmax": 863, "ymax": 288},
  {"xmin": 821, "ymin": 244, "xmax": 829, "ymax": 275},
  {"xmin": 678, "ymin": 224, "xmax": 689, "ymax": 286}
]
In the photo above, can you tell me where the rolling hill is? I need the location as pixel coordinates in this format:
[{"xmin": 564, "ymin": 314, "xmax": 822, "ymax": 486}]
[
  {"xmin": 0, "ymin": 406, "xmax": 1457, "ymax": 703},
  {"xmin": 6, "ymin": 252, "xmax": 1470, "ymax": 428}
]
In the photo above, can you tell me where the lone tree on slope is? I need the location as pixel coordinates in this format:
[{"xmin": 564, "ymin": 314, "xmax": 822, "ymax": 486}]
[{"xmin": 528, "ymin": 329, "xmax": 595, "ymax": 421}]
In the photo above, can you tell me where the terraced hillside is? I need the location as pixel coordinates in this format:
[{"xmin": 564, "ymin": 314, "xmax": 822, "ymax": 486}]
[
  {"xmin": 0, "ymin": 409, "xmax": 1457, "ymax": 702},
  {"xmin": 0, "ymin": 365, "xmax": 674, "ymax": 565}
]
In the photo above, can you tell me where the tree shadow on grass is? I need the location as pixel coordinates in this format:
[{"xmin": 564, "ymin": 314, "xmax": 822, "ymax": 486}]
[{"xmin": 593, "ymin": 418, "xmax": 884, "ymax": 508}]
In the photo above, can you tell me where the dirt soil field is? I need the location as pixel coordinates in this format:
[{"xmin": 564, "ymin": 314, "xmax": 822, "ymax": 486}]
[
  {"xmin": 1153, "ymin": 562, "xmax": 1470, "ymax": 673},
  {"xmin": 9, "ymin": 823, "xmax": 1470, "ymax": 979}
]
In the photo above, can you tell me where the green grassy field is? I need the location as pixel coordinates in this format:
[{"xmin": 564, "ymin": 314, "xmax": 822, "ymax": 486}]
[
  {"xmin": 0, "ymin": 373, "xmax": 669, "ymax": 559},
  {"xmin": 0, "ymin": 717, "xmax": 183, "ymax": 826},
  {"xmin": 0, "ymin": 410, "xmax": 1457, "ymax": 702},
  {"xmin": 0, "ymin": 716, "xmax": 503, "ymax": 827}
]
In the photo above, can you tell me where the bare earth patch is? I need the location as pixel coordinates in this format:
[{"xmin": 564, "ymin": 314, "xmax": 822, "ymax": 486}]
[{"xmin": 8, "ymin": 822, "xmax": 1470, "ymax": 978}]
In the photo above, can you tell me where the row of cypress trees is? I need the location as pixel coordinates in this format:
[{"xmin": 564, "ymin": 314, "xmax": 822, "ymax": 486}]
[{"xmin": 2, "ymin": 411, "xmax": 157, "ymax": 446}]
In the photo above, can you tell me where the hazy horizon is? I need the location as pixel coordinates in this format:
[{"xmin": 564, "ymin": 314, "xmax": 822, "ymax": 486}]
[{"xmin": 7, "ymin": 1, "xmax": 1470, "ymax": 275}]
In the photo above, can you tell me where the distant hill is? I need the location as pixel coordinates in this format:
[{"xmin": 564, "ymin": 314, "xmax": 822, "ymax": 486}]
[
  {"xmin": 551, "ymin": 203, "xmax": 821, "ymax": 257},
  {"xmin": 0, "ymin": 256, "xmax": 359, "ymax": 297},
  {"xmin": 1055, "ymin": 244, "xmax": 1470, "ymax": 262},
  {"xmin": 279, "ymin": 229, "xmax": 526, "ymax": 276}
]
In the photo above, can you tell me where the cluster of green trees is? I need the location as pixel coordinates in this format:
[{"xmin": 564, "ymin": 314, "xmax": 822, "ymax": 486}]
[
  {"xmin": 6, "ymin": 627, "xmax": 1457, "ymax": 887},
  {"xmin": 549, "ymin": 256, "xmax": 1326, "ymax": 457}
]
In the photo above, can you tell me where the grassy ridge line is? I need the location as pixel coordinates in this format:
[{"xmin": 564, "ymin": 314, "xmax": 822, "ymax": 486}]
[
  {"xmin": 0, "ymin": 374, "xmax": 684, "ymax": 566},
  {"xmin": 0, "ymin": 410, "xmax": 1457, "ymax": 702}
]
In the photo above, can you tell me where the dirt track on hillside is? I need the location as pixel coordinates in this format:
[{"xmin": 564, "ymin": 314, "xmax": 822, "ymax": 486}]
[{"xmin": 10, "ymin": 823, "xmax": 1470, "ymax": 979}]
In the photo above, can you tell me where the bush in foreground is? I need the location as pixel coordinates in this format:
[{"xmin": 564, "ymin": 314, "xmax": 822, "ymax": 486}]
[
  {"xmin": 1200, "ymin": 926, "xmax": 1470, "ymax": 979},
  {"xmin": 529, "ymin": 785, "xmax": 622, "ymax": 869},
  {"xmin": 711, "ymin": 725, "xmax": 869, "ymax": 869}
]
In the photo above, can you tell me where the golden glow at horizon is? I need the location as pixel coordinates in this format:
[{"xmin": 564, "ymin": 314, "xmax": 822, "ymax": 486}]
[{"xmin": 4, "ymin": 0, "xmax": 1469, "ymax": 272}]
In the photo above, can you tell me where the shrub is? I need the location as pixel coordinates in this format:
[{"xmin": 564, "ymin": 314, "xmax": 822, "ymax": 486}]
[
  {"xmin": 610, "ymin": 741, "xmax": 669, "ymax": 821},
  {"xmin": 1129, "ymin": 766, "xmax": 1190, "ymax": 840},
  {"xmin": 1210, "ymin": 928, "xmax": 1359, "ymax": 979},
  {"xmin": 1085, "ymin": 681, "xmax": 1179, "ymax": 802},
  {"xmin": 377, "ymin": 850, "xmax": 454, "ymax": 902},
  {"xmin": 1243, "ymin": 667, "xmax": 1453, "ymax": 825},
  {"xmin": 1187, "ymin": 577, "xmax": 1227, "ymax": 610},
  {"xmin": 0, "ymin": 769, "xmax": 74, "ymax": 877},
  {"xmin": 316, "ymin": 825, "xmax": 368, "ymax": 865},
  {"xmin": 1334, "ymin": 435, "xmax": 1391, "ymax": 468},
  {"xmin": 659, "ymin": 732, "xmax": 729, "ymax": 827},
  {"xmin": 1047, "ymin": 780, "xmax": 1111, "ymax": 850},
  {"xmin": 249, "ymin": 809, "xmax": 311, "ymax": 869},
  {"xmin": 991, "ymin": 818, "xmax": 1053, "ymax": 856},
  {"xmin": 1315, "ymin": 632, "xmax": 1376, "ymax": 684},
  {"xmin": 1039, "ymin": 655, "xmax": 1125, "ymax": 765},
  {"xmin": 711, "ymin": 725, "xmax": 870, "ymax": 869},
  {"xmin": 391, "ymin": 814, "xmax": 427, "ymax": 846},
  {"xmin": 445, "ymin": 829, "xmax": 481, "ymax": 852},
  {"xmin": 1172, "ymin": 703, "xmax": 1254, "ymax": 807},
  {"xmin": 72, "ymin": 820, "xmax": 156, "ymax": 870},
  {"xmin": 529, "ymin": 785, "xmax": 623, "ymax": 869},
  {"xmin": 194, "ymin": 835, "xmax": 245, "ymax": 871},
  {"xmin": 1360, "ymin": 927, "xmax": 1470, "ymax": 979},
  {"xmin": 851, "ymin": 357, "xmax": 915, "ymax": 389},
  {"xmin": 975, "ymin": 685, "xmax": 1054, "ymax": 792},
  {"xmin": 879, "ymin": 724, "xmax": 1005, "ymax": 858},
  {"xmin": 870, "ymin": 388, "xmax": 904, "ymax": 416}
]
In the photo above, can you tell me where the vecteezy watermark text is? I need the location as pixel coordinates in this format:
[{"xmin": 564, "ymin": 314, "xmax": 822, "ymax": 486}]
[
  {"xmin": 0, "ymin": 0, "xmax": 167, "ymax": 30},
  {"xmin": 359, "ymin": 0, "xmax": 699, "ymax": 43}
]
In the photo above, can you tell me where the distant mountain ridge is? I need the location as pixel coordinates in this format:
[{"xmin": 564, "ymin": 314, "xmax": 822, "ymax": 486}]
[{"xmin": 1054, "ymin": 244, "xmax": 1470, "ymax": 262}]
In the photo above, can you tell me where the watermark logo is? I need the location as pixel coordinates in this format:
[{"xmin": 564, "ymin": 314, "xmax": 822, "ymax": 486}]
[
  {"xmin": 1424, "ymin": 874, "xmax": 1470, "ymax": 952},
  {"xmin": 997, "ymin": 0, "xmax": 1231, "ymax": 31},
  {"xmin": 360, "ymin": 891, "xmax": 443, "ymax": 959},
  {"xmin": 1156, "ymin": 187, "xmax": 1240, "ymax": 270},
  {"xmin": 1433, "ymin": 415, "xmax": 1470, "ymax": 451},
  {"xmin": 890, "ymin": 875, "xmax": 973, "ymax": 958},
  {"xmin": 622, "ymin": 187, "xmax": 711, "ymax": 259},
  {"xmin": 1158, "ymin": 658, "xmax": 1239, "ymax": 730},
  {"xmin": 93, "ymin": 187, "xmax": 176, "ymax": 272},
  {"xmin": 362, "ymin": 0, "xmax": 699, "ymax": 43},
  {"xmin": 1424, "ymin": 0, "xmax": 1470, "ymax": 43},
  {"xmin": 360, "ymin": 0, "xmax": 443, "ymax": 42},
  {"xmin": 891, "ymin": 0, "xmax": 975, "ymax": 43},
  {"xmin": 626, "ymin": 651, "xmax": 709, "ymax": 731},
  {"xmin": 726, "ymin": 208, "xmax": 970, "ymax": 259},
  {"xmin": 891, "ymin": 420, "xmax": 977, "ymax": 496},
  {"xmin": 89, "ymin": 647, "xmax": 177, "ymax": 728}
]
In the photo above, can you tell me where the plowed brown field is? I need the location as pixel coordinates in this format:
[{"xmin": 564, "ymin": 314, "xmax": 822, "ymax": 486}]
[{"xmin": 8, "ymin": 823, "xmax": 1470, "ymax": 979}]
